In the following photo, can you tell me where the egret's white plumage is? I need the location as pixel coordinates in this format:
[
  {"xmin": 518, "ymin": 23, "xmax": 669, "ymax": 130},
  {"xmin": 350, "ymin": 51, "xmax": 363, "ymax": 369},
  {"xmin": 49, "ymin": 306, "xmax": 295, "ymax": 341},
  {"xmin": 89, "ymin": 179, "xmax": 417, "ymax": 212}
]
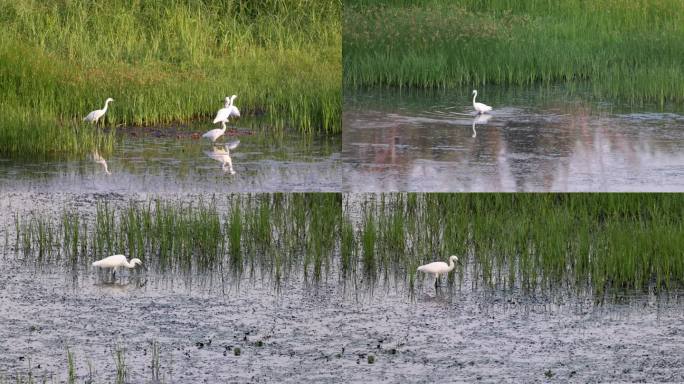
[
  {"xmin": 92, "ymin": 254, "xmax": 143, "ymax": 281},
  {"xmin": 472, "ymin": 90, "xmax": 492, "ymax": 114},
  {"xmin": 205, "ymin": 140, "xmax": 240, "ymax": 174},
  {"xmin": 84, "ymin": 98, "xmax": 114, "ymax": 123},
  {"xmin": 202, "ymin": 121, "xmax": 228, "ymax": 143},
  {"xmin": 91, "ymin": 150, "xmax": 111, "ymax": 175},
  {"xmin": 417, "ymin": 255, "xmax": 461, "ymax": 286},
  {"xmin": 92, "ymin": 254, "xmax": 143, "ymax": 269},
  {"xmin": 214, "ymin": 95, "xmax": 240, "ymax": 128},
  {"xmin": 223, "ymin": 95, "xmax": 241, "ymax": 118}
]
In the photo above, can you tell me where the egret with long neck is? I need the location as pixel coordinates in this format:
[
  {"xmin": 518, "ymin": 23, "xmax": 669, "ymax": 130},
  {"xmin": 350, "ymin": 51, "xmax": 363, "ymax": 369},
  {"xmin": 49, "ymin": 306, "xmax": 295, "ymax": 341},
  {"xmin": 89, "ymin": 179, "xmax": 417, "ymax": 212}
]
[
  {"xmin": 472, "ymin": 90, "xmax": 492, "ymax": 114},
  {"xmin": 83, "ymin": 98, "xmax": 114, "ymax": 124},
  {"xmin": 417, "ymin": 255, "xmax": 461, "ymax": 287},
  {"xmin": 92, "ymin": 254, "xmax": 144, "ymax": 282}
]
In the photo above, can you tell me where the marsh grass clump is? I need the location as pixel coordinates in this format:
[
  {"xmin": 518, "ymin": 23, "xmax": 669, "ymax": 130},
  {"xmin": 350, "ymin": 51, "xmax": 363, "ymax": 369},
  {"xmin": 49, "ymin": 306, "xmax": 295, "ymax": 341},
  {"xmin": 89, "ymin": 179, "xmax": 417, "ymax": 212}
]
[
  {"xmin": 0, "ymin": 1, "xmax": 341, "ymax": 158},
  {"xmin": 348, "ymin": 193, "xmax": 684, "ymax": 297},
  {"xmin": 11, "ymin": 194, "xmax": 342, "ymax": 284},
  {"xmin": 344, "ymin": 0, "xmax": 684, "ymax": 105}
]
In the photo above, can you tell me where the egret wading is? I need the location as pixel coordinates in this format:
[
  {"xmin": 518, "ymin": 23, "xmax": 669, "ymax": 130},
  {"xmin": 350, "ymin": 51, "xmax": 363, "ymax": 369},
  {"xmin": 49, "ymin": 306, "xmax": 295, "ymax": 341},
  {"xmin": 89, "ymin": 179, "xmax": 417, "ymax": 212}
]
[
  {"xmin": 84, "ymin": 98, "xmax": 114, "ymax": 124},
  {"xmin": 92, "ymin": 254, "xmax": 144, "ymax": 281},
  {"xmin": 472, "ymin": 90, "xmax": 492, "ymax": 115},
  {"xmin": 417, "ymin": 255, "xmax": 461, "ymax": 287}
]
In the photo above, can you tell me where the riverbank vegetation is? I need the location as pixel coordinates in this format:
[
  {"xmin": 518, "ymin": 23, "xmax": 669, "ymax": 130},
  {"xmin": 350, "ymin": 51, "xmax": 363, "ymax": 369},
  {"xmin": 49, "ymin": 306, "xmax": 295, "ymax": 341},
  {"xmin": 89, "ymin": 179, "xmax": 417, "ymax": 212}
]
[
  {"xmin": 0, "ymin": 0, "xmax": 341, "ymax": 158},
  {"xmin": 344, "ymin": 0, "xmax": 684, "ymax": 106}
]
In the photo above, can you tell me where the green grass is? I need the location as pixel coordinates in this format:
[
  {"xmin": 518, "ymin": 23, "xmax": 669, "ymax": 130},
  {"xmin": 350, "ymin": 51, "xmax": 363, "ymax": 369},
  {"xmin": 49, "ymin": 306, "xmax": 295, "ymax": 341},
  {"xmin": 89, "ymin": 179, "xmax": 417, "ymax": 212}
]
[
  {"xmin": 346, "ymin": 193, "xmax": 684, "ymax": 298},
  {"xmin": 344, "ymin": 0, "xmax": 684, "ymax": 105},
  {"xmin": 11, "ymin": 194, "xmax": 342, "ymax": 283},
  {"xmin": 10, "ymin": 193, "xmax": 684, "ymax": 298},
  {"xmin": 0, "ymin": 0, "xmax": 341, "ymax": 158}
]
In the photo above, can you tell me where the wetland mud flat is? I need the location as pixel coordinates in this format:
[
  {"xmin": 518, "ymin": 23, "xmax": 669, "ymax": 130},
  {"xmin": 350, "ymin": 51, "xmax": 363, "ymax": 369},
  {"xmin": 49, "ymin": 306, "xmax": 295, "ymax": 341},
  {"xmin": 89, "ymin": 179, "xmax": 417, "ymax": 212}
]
[{"xmin": 2, "ymin": 193, "xmax": 683, "ymax": 382}]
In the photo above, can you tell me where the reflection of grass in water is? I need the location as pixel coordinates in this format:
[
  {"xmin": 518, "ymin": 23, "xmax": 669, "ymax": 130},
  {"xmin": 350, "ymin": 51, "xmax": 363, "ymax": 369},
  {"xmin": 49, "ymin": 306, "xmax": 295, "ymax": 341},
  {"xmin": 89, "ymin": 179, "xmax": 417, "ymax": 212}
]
[
  {"xmin": 348, "ymin": 193, "xmax": 684, "ymax": 297},
  {"xmin": 12, "ymin": 194, "xmax": 341, "ymax": 284},
  {"xmin": 12, "ymin": 193, "xmax": 683, "ymax": 297},
  {"xmin": 345, "ymin": 0, "xmax": 684, "ymax": 105},
  {"xmin": 0, "ymin": 1, "xmax": 340, "ymax": 159}
]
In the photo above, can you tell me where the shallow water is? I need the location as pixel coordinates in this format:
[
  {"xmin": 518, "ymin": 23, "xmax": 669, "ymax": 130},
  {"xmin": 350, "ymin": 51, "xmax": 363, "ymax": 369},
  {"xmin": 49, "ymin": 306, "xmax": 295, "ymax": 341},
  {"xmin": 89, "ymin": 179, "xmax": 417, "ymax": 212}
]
[
  {"xmin": 0, "ymin": 129, "xmax": 341, "ymax": 193},
  {"xmin": 343, "ymin": 87, "xmax": 684, "ymax": 192},
  {"xmin": 1, "ymin": 195, "xmax": 683, "ymax": 383},
  {"xmin": 1, "ymin": 260, "xmax": 683, "ymax": 383}
]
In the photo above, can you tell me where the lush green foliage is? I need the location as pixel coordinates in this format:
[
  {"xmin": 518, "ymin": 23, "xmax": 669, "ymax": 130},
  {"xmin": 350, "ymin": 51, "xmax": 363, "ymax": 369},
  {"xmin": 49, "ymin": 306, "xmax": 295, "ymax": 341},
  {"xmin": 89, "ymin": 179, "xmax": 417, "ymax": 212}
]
[
  {"xmin": 344, "ymin": 0, "xmax": 684, "ymax": 105},
  {"xmin": 348, "ymin": 193, "xmax": 684, "ymax": 297},
  {"xmin": 0, "ymin": 0, "xmax": 341, "ymax": 158},
  {"xmin": 12, "ymin": 193, "xmax": 342, "ymax": 283}
]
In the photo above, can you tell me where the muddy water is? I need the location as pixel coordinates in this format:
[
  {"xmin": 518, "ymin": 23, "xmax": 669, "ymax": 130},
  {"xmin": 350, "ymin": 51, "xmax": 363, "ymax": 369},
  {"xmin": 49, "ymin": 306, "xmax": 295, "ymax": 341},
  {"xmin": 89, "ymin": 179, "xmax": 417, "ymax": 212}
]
[
  {"xmin": 0, "ymin": 129, "xmax": 341, "ymax": 193},
  {"xmin": 1, "ymin": 261, "xmax": 683, "ymax": 383},
  {"xmin": 1, "ymin": 196, "xmax": 683, "ymax": 383},
  {"xmin": 343, "ymin": 87, "xmax": 684, "ymax": 192}
]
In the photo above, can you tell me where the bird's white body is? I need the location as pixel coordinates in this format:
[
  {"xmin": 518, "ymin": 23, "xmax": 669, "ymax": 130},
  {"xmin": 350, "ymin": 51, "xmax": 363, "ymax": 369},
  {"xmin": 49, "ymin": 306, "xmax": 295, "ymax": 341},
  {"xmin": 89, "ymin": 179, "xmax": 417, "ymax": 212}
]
[
  {"xmin": 223, "ymin": 95, "xmax": 241, "ymax": 118},
  {"xmin": 84, "ymin": 98, "xmax": 114, "ymax": 123},
  {"xmin": 91, "ymin": 151, "xmax": 111, "ymax": 175},
  {"xmin": 417, "ymin": 255, "xmax": 460, "ymax": 285},
  {"xmin": 205, "ymin": 140, "xmax": 239, "ymax": 174},
  {"xmin": 202, "ymin": 123, "xmax": 227, "ymax": 143},
  {"xmin": 213, "ymin": 95, "xmax": 240, "ymax": 125},
  {"xmin": 92, "ymin": 254, "xmax": 143, "ymax": 269},
  {"xmin": 472, "ymin": 90, "xmax": 492, "ymax": 114}
]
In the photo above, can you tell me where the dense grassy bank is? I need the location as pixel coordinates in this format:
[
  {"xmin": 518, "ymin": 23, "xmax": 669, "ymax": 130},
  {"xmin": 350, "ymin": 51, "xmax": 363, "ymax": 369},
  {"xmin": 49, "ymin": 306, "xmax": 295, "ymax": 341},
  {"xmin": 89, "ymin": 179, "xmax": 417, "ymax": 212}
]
[
  {"xmin": 345, "ymin": 194, "xmax": 684, "ymax": 297},
  {"xmin": 344, "ymin": 0, "xmax": 684, "ymax": 105},
  {"xmin": 0, "ymin": 0, "xmax": 341, "ymax": 158}
]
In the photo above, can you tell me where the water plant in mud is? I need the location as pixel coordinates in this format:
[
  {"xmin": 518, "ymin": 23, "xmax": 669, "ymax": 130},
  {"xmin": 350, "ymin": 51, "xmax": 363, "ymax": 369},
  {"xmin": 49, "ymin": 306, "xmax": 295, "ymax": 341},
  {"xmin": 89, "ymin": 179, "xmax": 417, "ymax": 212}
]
[
  {"xmin": 344, "ymin": 0, "xmax": 684, "ymax": 106},
  {"xmin": 10, "ymin": 194, "xmax": 342, "ymax": 284},
  {"xmin": 0, "ymin": 0, "xmax": 341, "ymax": 158}
]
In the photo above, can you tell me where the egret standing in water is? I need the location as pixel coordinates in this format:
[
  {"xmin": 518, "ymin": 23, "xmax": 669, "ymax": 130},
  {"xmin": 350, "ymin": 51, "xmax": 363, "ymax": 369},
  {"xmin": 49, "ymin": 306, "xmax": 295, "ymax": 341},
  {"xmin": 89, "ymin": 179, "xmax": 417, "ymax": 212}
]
[
  {"xmin": 203, "ymin": 116, "xmax": 230, "ymax": 143},
  {"xmin": 92, "ymin": 254, "xmax": 144, "ymax": 281},
  {"xmin": 472, "ymin": 90, "xmax": 492, "ymax": 115},
  {"xmin": 417, "ymin": 255, "xmax": 461, "ymax": 287},
  {"xmin": 84, "ymin": 98, "xmax": 114, "ymax": 124},
  {"xmin": 223, "ymin": 95, "xmax": 241, "ymax": 120}
]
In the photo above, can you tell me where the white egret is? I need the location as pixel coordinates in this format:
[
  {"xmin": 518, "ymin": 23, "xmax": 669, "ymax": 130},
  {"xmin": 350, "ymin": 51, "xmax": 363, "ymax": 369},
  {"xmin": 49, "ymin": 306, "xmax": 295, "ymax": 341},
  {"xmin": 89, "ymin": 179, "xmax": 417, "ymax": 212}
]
[
  {"xmin": 91, "ymin": 150, "xmax": 111, "ymax": 175},
  {"xmin": 417, "ymin": 255, "xmax": 461, "ymax": 287},
  {"xmin": 202, "ymin": 120, "xmax": 229, "ymax": 143},
  {"xmin": 223, "ymin": 95, "xmax": 241, "ymax": 118},
  {"xmin": 205, "ymin": 140, "xmax": 240, "ymax": 174},
  {"xmin": 471, "ymin": 113, "xmax": 492, "ymax": 138},
  {"xmin": 472, "ymin": 90, "xmax": 492, "ymax": 114},
  {"xmin": 84, "ymin": 98, "xmax": 114, "ymax": 124},
  {"xmin": 92, "ymin": 254, "xmax": 144, "ymax": 281}
]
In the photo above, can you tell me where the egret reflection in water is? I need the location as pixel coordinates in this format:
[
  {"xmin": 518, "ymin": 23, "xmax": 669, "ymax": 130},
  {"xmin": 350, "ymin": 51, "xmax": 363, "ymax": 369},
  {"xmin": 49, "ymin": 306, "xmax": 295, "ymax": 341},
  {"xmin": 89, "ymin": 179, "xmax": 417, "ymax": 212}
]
[
  {"xmin": 204, "ymin": 140, "xmax": 240, "ymax": 174},
  {"xmin": 90, "ymin": 150, "xmax": 111, "ymax": 175},
  {"xmin": 471, "ymin": 113, "xmax": 492, "ymax": 138}
]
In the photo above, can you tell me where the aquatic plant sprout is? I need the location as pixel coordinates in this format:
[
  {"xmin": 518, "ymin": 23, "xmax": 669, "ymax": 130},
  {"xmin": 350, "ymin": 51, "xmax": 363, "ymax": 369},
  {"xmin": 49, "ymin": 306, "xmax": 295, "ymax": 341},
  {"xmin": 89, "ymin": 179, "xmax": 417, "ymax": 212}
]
[{"xmin": 8, "ymin": 193, "xmax": 684, "ymax": 298}]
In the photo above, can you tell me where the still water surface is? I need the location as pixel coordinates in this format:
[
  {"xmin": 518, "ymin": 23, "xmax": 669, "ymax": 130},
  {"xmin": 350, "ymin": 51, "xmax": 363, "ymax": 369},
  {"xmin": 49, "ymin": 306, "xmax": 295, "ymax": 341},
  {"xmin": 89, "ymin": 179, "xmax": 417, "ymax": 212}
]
[{"xmin": 344, "ymin": 87, "xmax": 684, "ymax": 191}]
